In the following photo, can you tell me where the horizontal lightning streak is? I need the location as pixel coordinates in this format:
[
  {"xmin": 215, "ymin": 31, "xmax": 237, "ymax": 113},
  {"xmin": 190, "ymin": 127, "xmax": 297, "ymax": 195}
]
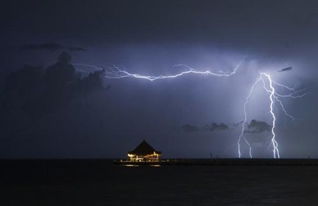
[{"xmin": 104, "ymin": 60, "xmax": 244, "ymax": 81}]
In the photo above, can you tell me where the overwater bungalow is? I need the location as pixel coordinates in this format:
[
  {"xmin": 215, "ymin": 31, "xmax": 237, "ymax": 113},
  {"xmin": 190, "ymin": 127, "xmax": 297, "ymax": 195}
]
[{"xmin": 127, "ymin": 140, "xmax": 161, "ymax": 162}]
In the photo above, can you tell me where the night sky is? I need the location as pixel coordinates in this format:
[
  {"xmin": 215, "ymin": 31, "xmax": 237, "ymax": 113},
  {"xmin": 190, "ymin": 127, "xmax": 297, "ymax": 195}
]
[{"xmin": 1, "ymin": 0, "xmax": 318, "ymax": 158}]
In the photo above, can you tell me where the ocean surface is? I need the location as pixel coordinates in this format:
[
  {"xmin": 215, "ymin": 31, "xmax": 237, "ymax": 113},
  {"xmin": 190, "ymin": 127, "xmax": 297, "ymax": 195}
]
[{"xmin": 1, "ymin": 160, "xmax": 318, "ymax": 206}]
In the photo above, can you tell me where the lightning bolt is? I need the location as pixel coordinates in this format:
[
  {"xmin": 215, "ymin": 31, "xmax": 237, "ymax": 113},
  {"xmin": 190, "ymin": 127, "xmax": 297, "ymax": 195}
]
[
  {"xmin": 76, "ymin": 61, "xmax": 305, "ymax": 158},
  {"xmin": 103, "ymin": 61, "xmax": 243, "ymax": 81},
  {"xmin": 238, "ymin": 72, "xmax": 303, "ymax": 158},
  {"xmin": 237, "ymin": 76, "xmax": 262, "ymax": 158},
  {"xmin": 261, "ymin": 73, "xmax": 280, "ymax": 158}
]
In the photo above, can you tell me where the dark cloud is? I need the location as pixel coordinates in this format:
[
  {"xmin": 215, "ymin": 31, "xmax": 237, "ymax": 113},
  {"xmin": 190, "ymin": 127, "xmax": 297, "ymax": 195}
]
[
  {"xmin": 245, "ymin": 120, "xmax": 271, "ymax": 134},
  {"xmin": 181, "ymin": 124, "xmax": 200, "ymax": 133},
  {"xmin": 203, "ymin": 123, "xmax": 229, "ymax": 132},
  {"xmin": 0, "ymin": 52, "xmax": 107, "ymax": 146},
  {"xmin": 20, "ymin": 43, "xmax": 86, "ymax": 52},
  {"xmin": 278, "ymin": 66, "xmax": 293, "ymax": 72},
  {"xmin": 182, "ymin": 123, "xmax": 229, "ymax": 133}
]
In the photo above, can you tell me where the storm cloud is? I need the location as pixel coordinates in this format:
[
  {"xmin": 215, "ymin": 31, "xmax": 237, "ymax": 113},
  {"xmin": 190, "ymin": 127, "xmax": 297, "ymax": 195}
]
[
  {"xmin": 181, "ymin": 124, "xmax": 200, "ymax": 133},
  {"xmin": 245, "ymin": 120, "xmax": 271, "ymax": 134},
  {"xmin": 182, "ymin": 123, "xmax": 229, "ymax": 133},
  {"xmin": 278, "ymin": 67, "xmax": 293, "ymax": 72},
  {"xmin": 0, "ymin": 52, "xmax": 107, "ymax": 150}
]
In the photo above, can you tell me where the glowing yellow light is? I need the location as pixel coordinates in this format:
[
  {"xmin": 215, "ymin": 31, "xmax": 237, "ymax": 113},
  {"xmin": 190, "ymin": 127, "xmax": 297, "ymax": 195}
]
[{"xmin": 124, "ymin": 164, "xmax": 139, "ymax": 167}]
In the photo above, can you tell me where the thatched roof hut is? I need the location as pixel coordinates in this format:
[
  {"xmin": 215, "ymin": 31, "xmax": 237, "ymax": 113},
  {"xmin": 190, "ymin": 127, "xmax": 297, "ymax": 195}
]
[{"xmin": 128, "ymin": 140, "xmax": 161, "ymax": 162}]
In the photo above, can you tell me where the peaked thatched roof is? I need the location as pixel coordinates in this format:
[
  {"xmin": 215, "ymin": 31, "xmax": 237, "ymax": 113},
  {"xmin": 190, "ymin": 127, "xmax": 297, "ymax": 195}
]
[{"xmin": 129, "ymin": 140, "xmax": 161, "ymax": 155}]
